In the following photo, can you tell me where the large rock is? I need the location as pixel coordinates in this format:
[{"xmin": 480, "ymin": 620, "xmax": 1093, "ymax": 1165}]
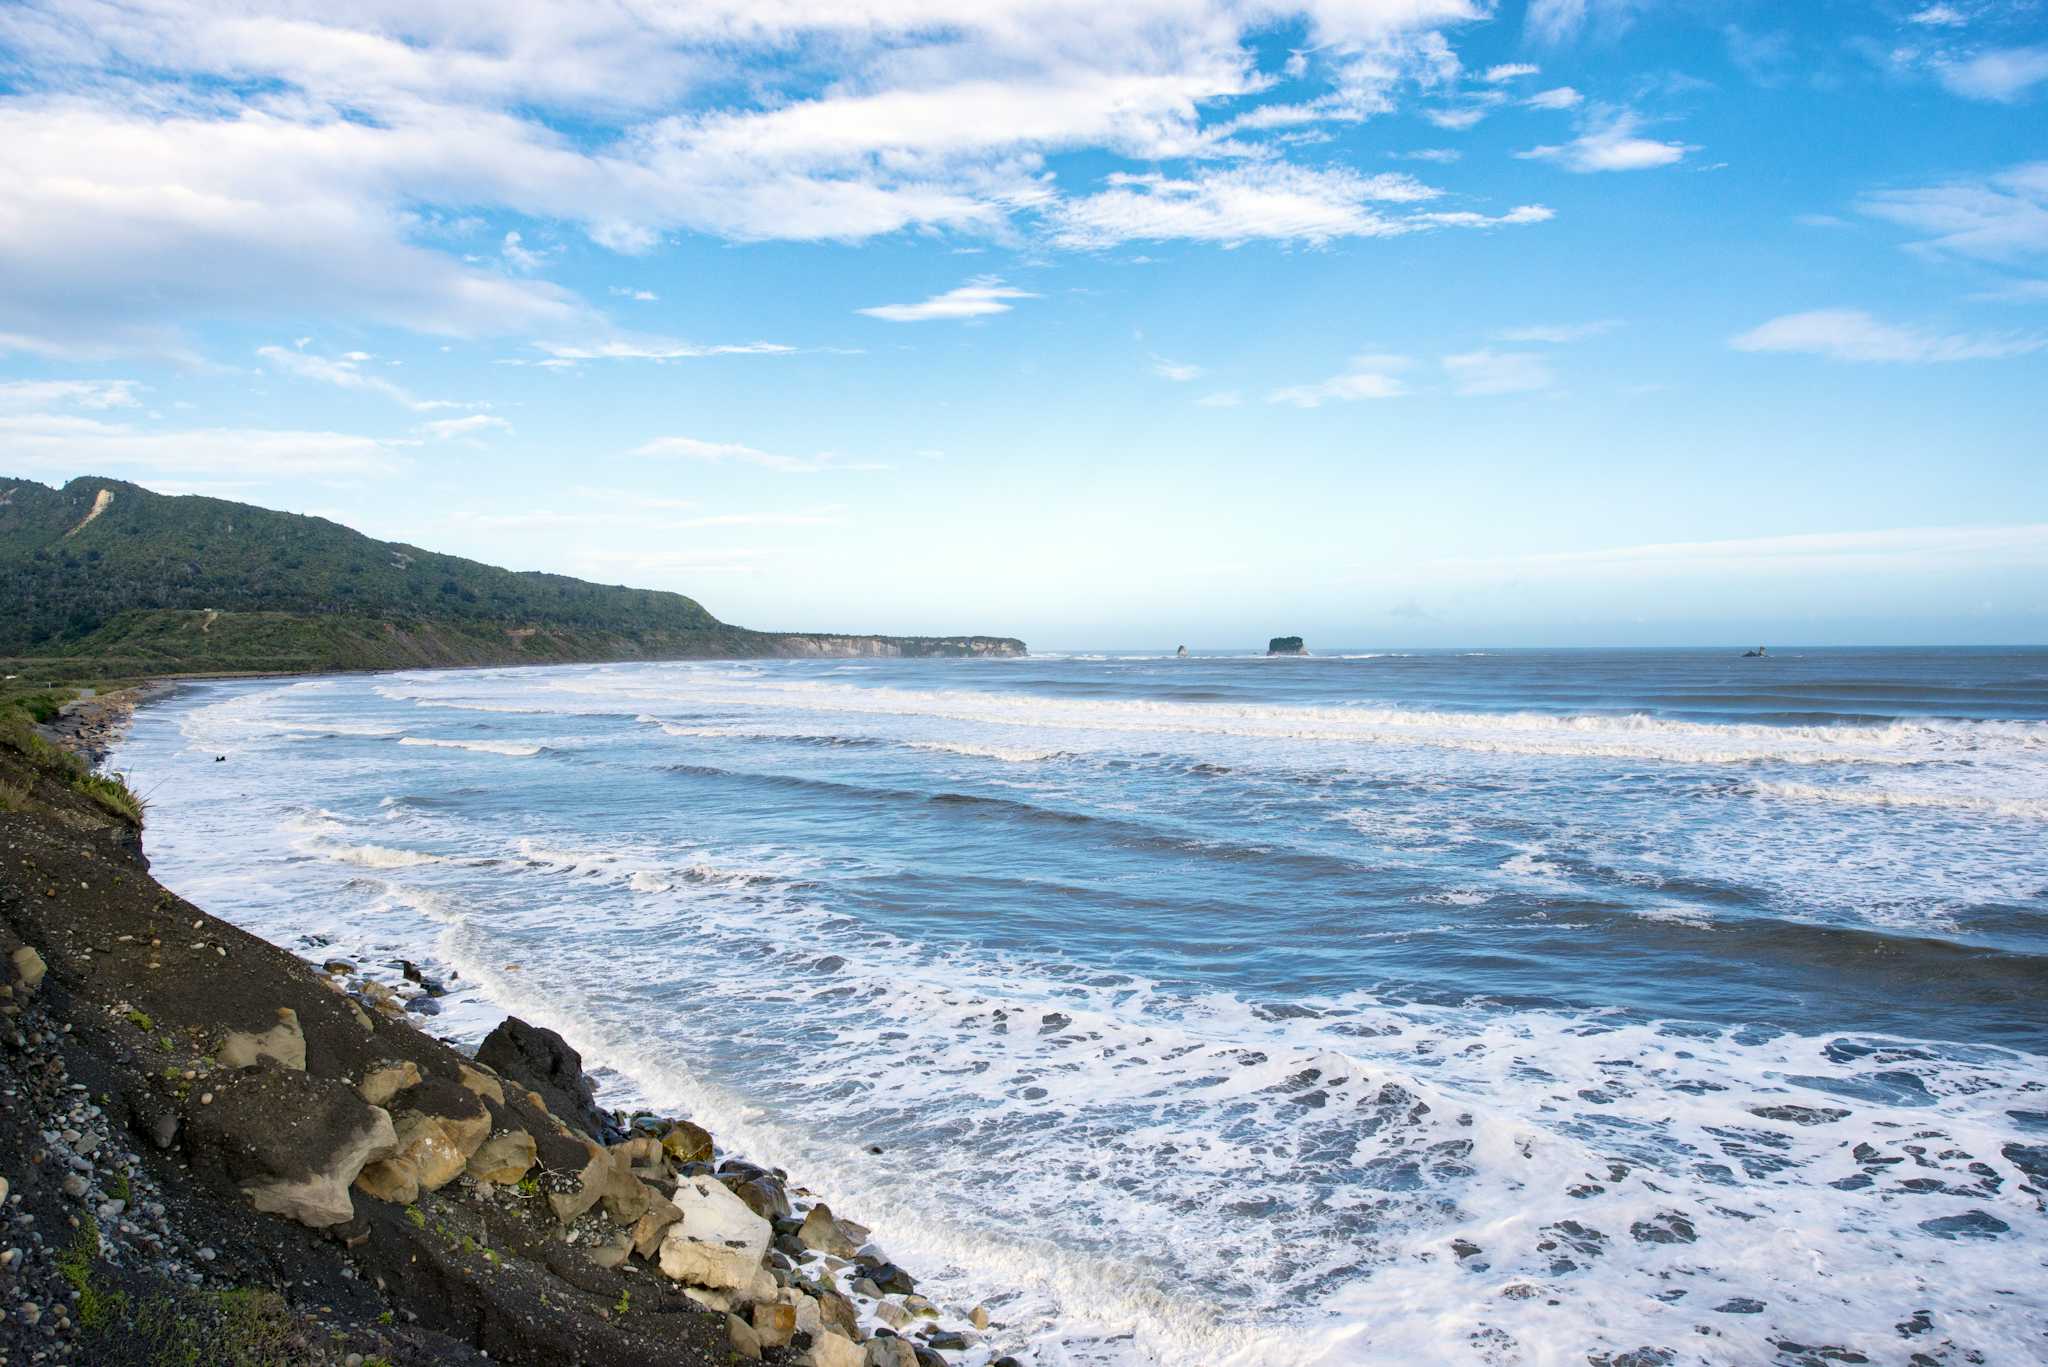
[
  {"xmin": 1266, "ymin": 635, "xmax": 1307, "ymax": 656},
  {"xmin": 799, "ymin": 1202, "xmax": 861, "ymax": 1258},
  {"xmin": 358, "ymin": 1060, "xmax": 421, "ymax": 1107},
  {"xmin": 662, "ymin": 1120, "xmax": 713, "ymax": 1165},
  {"xmin": 466, "ymin": 1129, "xmax": 537, "ymax": 1184},
  {"xmin": 659, "ymin": 1175, "xmax": 772, "ymax": 1290},
  {"xmin": 866, "ymin": 1339, "xmax": 919, "ymax": 1367},
  {"xmin": 10, "ymin": 945, "xmax": 47, "ymax": 994},
  {"xmin": 185, "ymin": 1068, "xmax": 397, "ymax": 1228},
  {"xmin": 475, "ymin": 1016, "xmax": 620, "ymax": 1142},
  {"xmin": 218, "ymin": 1006, "xmax": 307, "ymax": 1071},
  {"xmin": 800, "ymin": 1331, "xmax": 867, "ymax": 1367}
]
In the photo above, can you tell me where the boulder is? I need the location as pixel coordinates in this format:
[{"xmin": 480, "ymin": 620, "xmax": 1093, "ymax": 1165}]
[
  {"xmin": 10, "ymin": 946, "xmax": 47, "ymax": 994},
  {"xmin": 724, "ymin": 1173, "xmax": 792, "ymax": 1223},
  {"xmin": 218, "ymin": 1006, "xmax": 306, "ymax": 1071},
  {"xmin": 456, "ymin": 1062, "xmax": 505, "ymax": 1106},
  {"xmin": 728, "ymin": 1314, "xmax": 763, "ymax": 1361},
  {"xmin": 800, "ymin": 1331, "xmax": 867, "ymax": 1367},
  {"xmin": 393, "ymin": 1079, "xmax": 492, "ymax": 1158},
  {"xmin": 598, "ymin": 1149, "xmax": 661, "ymax": 1225},
  {"xmin": 630, "ymin": 1203, "xmax": 683, "ymax": 1259},
  {"xmin": 184, "ymin": 1068, "xmax": 397, "ymax": 1228},
  {"xmin": 545, "ymin": 1139, "xmax": 611, "ymax": 1225},
  {"xmin": 475, "ymin": 1016, "xmax": 620, "ymax": 1142},
  {"xmin": 799, "ymin": 1202, "xmax": 861, "ymax": 1258},
  {"xmin": 658, "ymin": 1175, "xmax": 771, "ymax": 1290},
  {"xmin": 662, "ymin": 1120, "xmax": 713, "ymax": 1165},
  {"xmin": 753, "ymin": 1300, "xmax": 797, "ymax": 1350},
  {"xmin": 466, "ymin": 1129, "xmax": 537, "ymax": 1185},
  {"xmin": 1266, "ymin": 635, "xmax": 1307, "ymax": 656},
  {"xmin": 357, "ymin": 1060, "xmax": 421, "ymax": 1108},
  {"xmin": 866, "ymin": 1339, "xmax": 919, "ymax": 1367}
]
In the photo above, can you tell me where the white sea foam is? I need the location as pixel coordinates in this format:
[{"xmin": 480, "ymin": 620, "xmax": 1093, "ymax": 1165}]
[
  {"xmin": 1749, "ymin": 778, "xmax": 2048, "ymax": 821},
  {"xmin": 398, "ymin": 736, "xmax": 543, "ymax": 757}
]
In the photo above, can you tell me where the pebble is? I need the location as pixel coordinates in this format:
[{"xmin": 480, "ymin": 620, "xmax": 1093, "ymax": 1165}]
[
  {"xmin": 60, "ymin": 1175, "xmax": 86, "ymax": 1199},
  {"xmin": 199, "ymin": 1092, "xmax": 214, "ymax": 1105},
  {"xmin": 197, "ymin": 1246, "xmax": 215, "ymax": 1262}
]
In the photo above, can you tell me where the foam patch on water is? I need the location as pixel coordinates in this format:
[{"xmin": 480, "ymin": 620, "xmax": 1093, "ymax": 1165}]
[{"xmin": 398, "ymin": 736, "xmax": 544, "ymax": 757}]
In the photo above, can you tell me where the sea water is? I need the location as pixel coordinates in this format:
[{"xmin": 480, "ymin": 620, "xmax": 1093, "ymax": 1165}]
[{"xmin": 109, "ymin": 648, "xmax": 2048, "ymax": 1365}]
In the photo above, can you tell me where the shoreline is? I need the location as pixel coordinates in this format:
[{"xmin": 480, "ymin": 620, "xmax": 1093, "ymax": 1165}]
[{"xmin": 2, "ymin": 677, "xmax": 1023, "ymax": 1367}]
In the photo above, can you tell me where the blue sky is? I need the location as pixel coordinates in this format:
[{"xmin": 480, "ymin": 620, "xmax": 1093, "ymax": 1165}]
[{"xmin": 1, "ymin": 0, "xmax": 2044, "ymax": 648}]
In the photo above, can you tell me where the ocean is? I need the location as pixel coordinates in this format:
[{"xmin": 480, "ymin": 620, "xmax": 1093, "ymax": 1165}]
[{"xmin": 109, "ymin": 647, "xmax": 2048, "ymax": 1365}]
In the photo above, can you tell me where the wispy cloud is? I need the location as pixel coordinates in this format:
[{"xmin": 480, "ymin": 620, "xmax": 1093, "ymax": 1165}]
[
  {"xmin": 0, "ymin": 378, "xmax": 141, "ymax": 410},
  {"xmin": 0, "ymin": 412, "xmax": 400, "ymax": 477},
  {"xmin": 1269, "ymin": 354, "xmax": 1409, "ymax": 407},
  {"xmin": 420, "ymin": 414, "xmax": 512, "ymax": 441},
  {"xmin": 532, "ymin": 338, "xmax": 795, "ymax": 362},
  {"xmin": 1730, "ymin": 308, "xmax": 2045, "ymax": 362},
  {"xmin": 1856, "ymin": 162, "xmax": 2048, "ymax": 264},
  {"xmin": 1494, "ymin": 320, "xmax": 1622, "ymax": 343},
  {"xmin": 631, "ymin": 435, "xmax": 887, "ymax": 474},
  {"xmin": 858, "ymin": 278, "xmax": 1039, "ymax": 323},
  {"xmin": 1524, "ymin": 86, "xmax": 1583, "ymax": 110},
  {"xmin": 1150, "ymin": 357, "xmax": 1204, "ymax": 382},
  {"xmin": 1937, "ymin": 45, "xmax": 2048, "ymax": 102},
  {"xmin": 1195, "ymin": 390, "xmax": 1244, "ymax": 407},
  {"xmin": 258, "ymin": 345, "xmax": 474, "ymax": 411},
  {"xmin": 1482, "ymin": 63, "xmax": 1540, "ymax": 83},
  {"xmin": 1518, "ymin": 110, "xmax": 1691, "ymax": 172},
  {"xmin": 1907, "ymin": 4, "xmax": 1968, "ymax": 26},
  {"xmin": 1443, "ymin": 349, "xmax": 1554, "ymax": 395},
  {"xmin": 608, "ymin": 287, "xmax": 659, "ymax": 302}
]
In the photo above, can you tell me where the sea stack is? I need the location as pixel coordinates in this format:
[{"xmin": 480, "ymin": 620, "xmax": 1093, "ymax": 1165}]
[
  {"xmin": 1267, "ymin": 636, "xmax": 1307, "ymax": 656},
  {"xmin": 1176, "ymin": 645, "xmax": 1189, "ymax": 657}
]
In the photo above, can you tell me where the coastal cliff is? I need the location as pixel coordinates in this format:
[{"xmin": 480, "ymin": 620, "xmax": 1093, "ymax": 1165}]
[
  {"xmin": 0, "ymin": 707, "xmax": 1010, "ymax": 1366},
  {"xmin": 0, "ymin": 477, "xmax": 1024, "ymax": 678}
]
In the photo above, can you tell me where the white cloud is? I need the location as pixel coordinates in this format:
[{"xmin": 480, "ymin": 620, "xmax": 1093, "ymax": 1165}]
[
  {"xmin": 420, "ymin": 414, "xmax": 512, "ymax": 441},
  {"xmin": 1525, "ymin": 0, "xmax": 1648, "ymax": 45},
  {"xmin": 1494, "ymin": 320, "xmax": 1621, "ymax": 343},
  {"xmin": 1268, "ymin": 353, "xmax": 1410, "ymax": 406},
  {"xmin": 609, "ymin": 287, "xmax": 659, "ymax": 301},
  {"xmin": 1856, "ymin": 162, "xmax": 2048, "ymax": 264},
  {"xmin": 1730, "ymin": 309, "xmax": 2045, "ymax": 363},
  {"xmin": 531, "ymin": 338, "xmax": 796, "ymax": 362},
  {"xmin": 1907, "ymin": 4, "xmax": 1968, "ymax": 25},
  {"xmin": 0, "ymin": 412, "xmax": 401, "ymax": 477},
  {"xmin": 257, "ymin": 345, "xmax": 477, "ymax": 411},
  {"xmin": 501, "ymin": 230, "xmax": 545, "ymax": 272},
  {"xmin": 1524, "ymin": 85, "xmax": 1584, "ymax": 109},
  {"xmin": 1937, "ymin": 45, "xmax": 2048, "ymax": 102},
  {"xmin": 1151, "ymin": 357, "xmax": 1205, "ymax": 381},
  {"xmin": 858, "ymin": 279, "xmax": 1039, "ymax": 322},
  {"xmin": 1195, "ymin": 390, "xmax": 1244, "ymax": 407},
  {"xmin": 1482, "ymin": 63, "xmax": 1540, "ymax": 83},
  {"xmin": 630, "ymin": 435, "xmax": 887, "ymax": 474},
  {"xmin": 0, "ymin": 379, "xmax": 141, "ymax": 410},
  {"xmin": 1443, "ymin": 348, "xmax": 1554, "ymax": 394},
  {"xmin": 1518, "ymin": 110, "xmax": 1690, "ymax": 172},
  {"xmin": 1050, "ymin": 163, "xmax": 1547, "ymax": 247},
  {"xmin": 1423, "ymin": 106, "xmax": 1489, "ymax": 130},
  {"xmin": 1392, "ymin": 148, "xmax": 1462, "ymax": 163}
]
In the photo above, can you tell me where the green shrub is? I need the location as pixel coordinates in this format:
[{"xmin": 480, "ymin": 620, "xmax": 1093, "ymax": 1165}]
[
  {"xmin": 0, "ymin": 779, "xmax": 27, "ymax": 812},
  {"xmin": 74, "ymin": 770, "xmax": 144, "ymax": 824}
]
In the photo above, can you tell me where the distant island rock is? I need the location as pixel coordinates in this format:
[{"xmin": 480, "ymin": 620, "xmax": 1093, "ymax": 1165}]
[
  {"xmin": 1176, "ymin": 645, "xmax": 1189, "ymax": 657},
  {"xmin": 1267, "ymin": 636, "xmax": 1307, "ymax": 656}
]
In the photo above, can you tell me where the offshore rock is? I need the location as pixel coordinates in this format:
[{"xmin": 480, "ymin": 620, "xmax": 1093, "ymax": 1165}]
[{"xmin": 1266, "ymin": 635, "xmax": 1307, "ymax": 656}]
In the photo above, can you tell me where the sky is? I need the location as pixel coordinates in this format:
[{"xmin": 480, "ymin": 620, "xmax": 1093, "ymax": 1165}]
[{"xmin": 1, "ymin": 0, "xmax": 2045, "ymax": 649}]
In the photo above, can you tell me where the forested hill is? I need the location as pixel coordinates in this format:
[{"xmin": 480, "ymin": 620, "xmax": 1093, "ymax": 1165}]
[{"xmin": 0, "ymin": 476, "xmax": 1024, "ymax": 674}]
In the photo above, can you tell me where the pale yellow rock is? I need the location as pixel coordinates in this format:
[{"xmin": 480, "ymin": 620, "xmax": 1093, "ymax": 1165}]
[
  {"xmin": 465, "ymin": 1130, "xmax": 536, "ymax": 1185},
  {"xmin": 456, "ymin": 1063, "xmax": 505, "ymax": 1106},
  {"xmin": 357, "ymin": 1061, "xmax": 421, "ymax": 1108},
  {"xmin": 546, "ymin": 1141, "xmax": 609, "ymax": 1225},
  {"xmin": 354, "ymin": 1155, "xmax": 421, "ymax": 1205},
  {"xmin": 864, "ymin": 1339, "xmax": 918, "ymax": 1367},
  {"xmin": 630, "ymin": 1203, "xmax": 683, "ymax": 1259},
  {"xmin": 390, "ymin": 1113, "xmax": 466, "ymax": 1192},
  {"xmin": 683, "ymin": 1287, "xmax": 734, "ymax": 1312},
  {"xmin": 798, "ymin": 1202, "xmax": 860, "ymax": 1258},
  {"xmin": 247, "ymin": 1104, "xmax": 397, "ymax": 1228},
  {"xmin": 799, "ymin": 1330, "xmax": 866, "ymax": 1367},
  {"xmin": 10, "ymin": 947, "xmax": 46, "ymax": 994},
  {"xmin": 218, "ymin": 1007, "xmax": 306, "ymax": 1071},
  {"xmin": 661, "ymin": 1119, "xmax": 713, "ymax": 1165},
  {"xmin": 873, "ymin": 1299, "xmax": 911, "ymax": 1331},
  {"xmin": 970, "ymin": 1304, "xmax": 992, "ymax": 1330},
  {"xmin": 752, "ymin": 1300, "xmax": 797, "ymax": 1350}
]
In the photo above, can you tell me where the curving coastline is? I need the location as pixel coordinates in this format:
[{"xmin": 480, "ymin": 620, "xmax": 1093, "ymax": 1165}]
[{"xmin": 1, "ymin": 693, "xmax": 1016, "ymax": 1366}]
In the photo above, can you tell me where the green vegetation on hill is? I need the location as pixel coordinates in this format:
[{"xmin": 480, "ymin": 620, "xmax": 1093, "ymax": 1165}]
[{"xmin": 0, "ymin": 476, "xmax": 1022, "ymax": 674}]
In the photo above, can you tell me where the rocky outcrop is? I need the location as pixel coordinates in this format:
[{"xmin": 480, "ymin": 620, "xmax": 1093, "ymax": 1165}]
[
  {"xmin": 475, "ymin": 1015, "xmax": 621, "ymax": 1143},
  {"xmin": 1267, "ymin": 635, "xmax": 1307, "ymax": 656},
  {"xmin": 183, "ymin": 1067, "xmax": 398, "ymax": 1228}
]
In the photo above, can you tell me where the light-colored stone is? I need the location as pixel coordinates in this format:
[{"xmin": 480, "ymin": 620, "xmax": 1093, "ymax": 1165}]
[
  {"xmin": 389, "ymin": 1112, "xmax": 466, "ymax": 1192},
  {"xmin": 465, "ymin": 1130, "xmax": 537, "ymax": 1185},
  {"xmin": 873, "ymin": 1299, "xmax": 911, "ymax": 1331},
  {"xmin": 357, "ymin": 1061, "xmax": 421, "ymax": 1108},
  {"xmin": 683, "ymin": 1286, "xmax": 733, "ymax": 1312},
  {"xmin": 790, "ymin": 1289, "xmax": 823, "ymax": 1337},
  {"xmin": 970, "ymin": 1304, "xmax": 991, "ymax": 1330},
  {"xmin": 865, "ymin": 1339, "xmax": 918, "ymax": 1367},
  {"xmin": 630, "ymin": 1203, "xmax": 683, "ymax": 1259},
  {"xmin": 456, "ymin": 1063, "xmax": 504, "ymax": 1106},
  {"xmin": 727, "ymin": 1313, "xmax": 763, "ymax": 1361},
  {"xmin": 353, "ymin": 1155, "xmax": 420, "ymax": 1205},
  {"xmin": 611, "ymin": 1136, "xmax": 664, "ymax": 1167},
  {"xmin": 657, "ymin": 1174, "xmax": 771, "ymax": 1290},
  {"xmin": 753, "ymin": 1300, "xmax": 798, "ymax": 1350},
  {"xmin": 244, "ymin": 1105, "xmax": 397, "ymax": 1228},
  {"xmin": 10, "ymin": 947, "xmax": 46, "ymax": 994},
  {"xmin": 546, "ymin": 1140, "xmax": 609, "ymax": 1225},
  {"xmin": 798, "ymin": 1202, "xmax": 860, "ymax": 1258},
  {"xmin": 219, "ymin": 1007, "xmax": 306, "ymax": 1072},
  {"xmin": 799, "ymin": 1330, "xmax": 866, "ymax": 1367}
]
